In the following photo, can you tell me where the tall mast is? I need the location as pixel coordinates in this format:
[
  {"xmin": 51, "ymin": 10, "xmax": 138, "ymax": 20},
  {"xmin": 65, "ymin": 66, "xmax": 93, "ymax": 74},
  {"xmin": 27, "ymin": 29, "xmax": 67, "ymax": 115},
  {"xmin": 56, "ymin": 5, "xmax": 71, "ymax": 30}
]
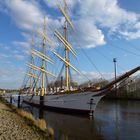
[
  {"xmin": 54, "ymin": 0, "xmax": 79, "ymax": 92},
  {"xmin": 41, "ymin": 18, "xmax": 46, "ymax": 96},
  {"xmin": 64, "ymin": 0, "xmax": 69, "ymax": 91},
  {"xmin": 26, "ymin": 18, "xmax": 55, "ymax": 98},
  {"xmin": 30, "ymin": 37, "xmax": 35, "ymax": 88},
  {"xmin": 26, "ymin": 33, "xmax": 42, "ymax": 93}
]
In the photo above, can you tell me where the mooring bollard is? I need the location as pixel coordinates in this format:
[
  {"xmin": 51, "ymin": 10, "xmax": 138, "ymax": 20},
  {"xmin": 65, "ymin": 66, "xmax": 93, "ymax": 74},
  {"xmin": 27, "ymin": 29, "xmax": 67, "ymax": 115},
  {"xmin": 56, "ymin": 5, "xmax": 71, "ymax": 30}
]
[
  {"xmin": 39, "ymin": 108, "xmax": 44, "ymax": 119},
  {"xmin": 10, "ymin": 95, "xmax": 12, "ymax": 104},
  {"xmin": 17, "ymin": 95, "xmax": 21, "ymax": 108},
  {"xmin": 40, "ymin": 96, "xmax": 44, "ymax": 107},
  {"xmin": 89, "ymin": 98, "xmax": 94, "ymax": 119}
]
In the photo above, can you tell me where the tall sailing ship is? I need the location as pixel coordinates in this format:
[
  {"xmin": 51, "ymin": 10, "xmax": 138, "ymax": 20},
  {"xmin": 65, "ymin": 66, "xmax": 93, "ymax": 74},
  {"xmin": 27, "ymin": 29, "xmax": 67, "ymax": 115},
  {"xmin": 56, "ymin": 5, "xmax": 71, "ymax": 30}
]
[{"xmin": 22, "ymin": 0, "xmax": 140, "ymax": 115}]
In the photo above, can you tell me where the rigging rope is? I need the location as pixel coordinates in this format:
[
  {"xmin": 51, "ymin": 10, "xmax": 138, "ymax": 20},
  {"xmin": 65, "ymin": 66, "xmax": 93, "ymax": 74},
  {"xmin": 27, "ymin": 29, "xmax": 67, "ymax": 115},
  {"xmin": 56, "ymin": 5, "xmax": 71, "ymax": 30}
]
[
  {"xmin": 94, "ymin": 47, "xmax": 126, "ymax": 72},
  {"xmin": 68, "ymin": 29, "xmax": 105, "ymax": 81},
  {"xmin": 108, "ymin": 42, "xmax": 140, "ymax": 58}
]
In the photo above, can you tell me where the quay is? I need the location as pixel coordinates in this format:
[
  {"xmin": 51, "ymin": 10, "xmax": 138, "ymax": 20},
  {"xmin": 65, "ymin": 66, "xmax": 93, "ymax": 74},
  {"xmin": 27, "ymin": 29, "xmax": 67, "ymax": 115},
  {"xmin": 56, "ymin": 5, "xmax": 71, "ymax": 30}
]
[{"xmin": 0, "ymin": 98, "xmax": 52, "ymax": 140}]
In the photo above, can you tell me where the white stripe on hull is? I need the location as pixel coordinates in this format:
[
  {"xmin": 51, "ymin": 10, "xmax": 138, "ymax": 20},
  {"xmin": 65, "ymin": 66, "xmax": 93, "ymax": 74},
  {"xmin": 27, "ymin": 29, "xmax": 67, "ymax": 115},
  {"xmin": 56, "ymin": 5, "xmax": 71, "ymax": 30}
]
[{"xmin": 25, "ymin": 91, "xmax": 104, "ymax": 112}]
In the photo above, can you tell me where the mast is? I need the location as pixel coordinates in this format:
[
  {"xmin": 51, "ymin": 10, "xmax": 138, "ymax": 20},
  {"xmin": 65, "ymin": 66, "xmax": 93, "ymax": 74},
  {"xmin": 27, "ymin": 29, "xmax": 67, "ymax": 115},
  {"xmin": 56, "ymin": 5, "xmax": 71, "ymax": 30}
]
[
  {"xmin": 64, "ymin": 0, "xmax": 69, "ymax": 91},
  {"xmin": 54, "ymin": 0, "xmax": 79, "ymax": 92},
  {"xmin": 41, "ymin": 18, "xmax": 46, "ymax": 96},
  {"xmin": 25, "ymin": 18, "xmax": 55, "ymax": 98},
  {"xmin": 25, "ymin": 34, "xmax": 35, "ymax": 94},
  {"xmin": 30, "ymin": 37, "xmax": 35, "ymax": 88}
]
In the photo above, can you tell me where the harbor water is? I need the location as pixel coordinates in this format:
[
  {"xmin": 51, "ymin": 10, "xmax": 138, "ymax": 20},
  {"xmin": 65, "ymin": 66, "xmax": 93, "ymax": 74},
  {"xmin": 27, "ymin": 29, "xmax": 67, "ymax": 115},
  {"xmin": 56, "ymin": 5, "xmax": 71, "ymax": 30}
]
[
  {"xmin": 23, "ymin": 99, "xmax": 140, "ymax": 140},
  {"xmin": 5, "ymin": 94, "xmax": 140, "ymax": 140}
]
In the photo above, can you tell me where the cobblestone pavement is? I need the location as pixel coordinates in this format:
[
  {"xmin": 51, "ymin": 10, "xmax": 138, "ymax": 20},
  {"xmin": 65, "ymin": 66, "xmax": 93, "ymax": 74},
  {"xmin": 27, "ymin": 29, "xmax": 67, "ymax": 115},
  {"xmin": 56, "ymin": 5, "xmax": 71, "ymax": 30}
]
[{"xmin": 0, "ymin": 102, "xmax": 48, "ymax": 140}]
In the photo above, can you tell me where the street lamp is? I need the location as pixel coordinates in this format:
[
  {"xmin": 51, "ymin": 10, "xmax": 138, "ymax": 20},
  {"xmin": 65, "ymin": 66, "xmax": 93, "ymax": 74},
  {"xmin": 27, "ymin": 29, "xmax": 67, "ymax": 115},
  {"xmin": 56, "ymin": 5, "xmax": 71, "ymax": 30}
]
[
  {"xmin": 113, "ymin": 58, "xmax": 117, "ymax": 94},
  {"xmin": 113, "ymin": 58, "xmax": 117, "ymax": 81}
]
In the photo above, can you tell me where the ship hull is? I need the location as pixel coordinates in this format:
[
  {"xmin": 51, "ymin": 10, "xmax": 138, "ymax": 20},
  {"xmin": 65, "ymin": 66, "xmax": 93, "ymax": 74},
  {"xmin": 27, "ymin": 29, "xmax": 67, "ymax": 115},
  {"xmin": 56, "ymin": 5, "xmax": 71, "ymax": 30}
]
[{"xmin": 23, "ymin": 90, "xmax": 107, "ymax": 115}]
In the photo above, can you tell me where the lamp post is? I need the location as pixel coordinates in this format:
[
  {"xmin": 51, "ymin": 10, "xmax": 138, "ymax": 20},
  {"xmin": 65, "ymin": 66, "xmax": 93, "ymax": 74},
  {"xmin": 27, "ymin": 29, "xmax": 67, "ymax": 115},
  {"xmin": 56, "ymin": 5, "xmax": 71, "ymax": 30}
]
[{"xmin": 113, "ymin": 58, "xmax": 117, "ymax": 94}]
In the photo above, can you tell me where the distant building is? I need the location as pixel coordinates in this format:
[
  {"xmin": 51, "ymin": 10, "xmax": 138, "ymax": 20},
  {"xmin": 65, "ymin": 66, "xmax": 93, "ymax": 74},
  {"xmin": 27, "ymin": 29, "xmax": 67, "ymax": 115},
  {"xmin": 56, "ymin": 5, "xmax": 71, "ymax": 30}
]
[{"xmin": 0, "ymin": 89, "xmax": 5, "ymax": 95}]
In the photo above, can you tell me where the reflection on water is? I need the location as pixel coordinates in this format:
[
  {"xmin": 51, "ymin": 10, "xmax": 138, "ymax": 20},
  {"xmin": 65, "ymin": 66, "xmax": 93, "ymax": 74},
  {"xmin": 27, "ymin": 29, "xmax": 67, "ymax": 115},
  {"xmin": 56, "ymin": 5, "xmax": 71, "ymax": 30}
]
[
  {"xmin": 95, "ymin": 100, "xmax": 140, "ymax": 140},
  {"xmin": 21, "ymin": 99, "xmax": 140, "ymax": 140},
  {"xmin": 33, "ymin": 108, "xmax": 104, "ymax": 140},
  {"xmin": 44, "ymin": 111, "xmax": 104, "ymax": 140}
]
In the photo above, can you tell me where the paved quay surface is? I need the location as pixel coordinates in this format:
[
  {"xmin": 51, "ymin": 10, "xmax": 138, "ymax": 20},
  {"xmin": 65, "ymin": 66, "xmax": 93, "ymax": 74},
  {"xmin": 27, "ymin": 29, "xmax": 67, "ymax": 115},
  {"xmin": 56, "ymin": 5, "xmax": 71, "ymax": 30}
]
[{"xmin": 0, "ymin": 101, "xmax": 49, "ymax": 140}]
